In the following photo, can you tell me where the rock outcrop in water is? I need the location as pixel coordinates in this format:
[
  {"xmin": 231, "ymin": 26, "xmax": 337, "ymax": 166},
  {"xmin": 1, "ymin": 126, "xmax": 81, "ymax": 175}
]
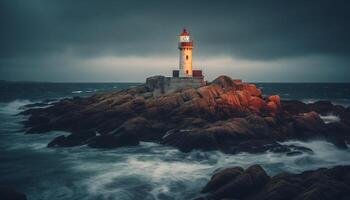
[
  {"xmin": 195, "ymin": 164, "xmax": 350, "ymax": 200},
  {"xmin": 20, "ymin": 75, "xmax": 350, "ymax": 153}
]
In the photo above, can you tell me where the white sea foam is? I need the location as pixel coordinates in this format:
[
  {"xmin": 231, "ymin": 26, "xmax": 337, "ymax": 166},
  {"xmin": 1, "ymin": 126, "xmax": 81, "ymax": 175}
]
[
  {"xmin": 301, "ymin": 98, "xmax": 350, "ymax": 107},
  {"xmin": 72, "ymin": 90, "xmax": 83, "ymax": 94},
  {"xmin": 320, "ymin": 115, "xmax": 340, "ymax": 124},
  {"xmin": 301, "ymin": 98, "xmax": 318, "ymax": 104},
  {"xmin": 0, "ymin": 99, "xmax": 33, "ymax": 115}
]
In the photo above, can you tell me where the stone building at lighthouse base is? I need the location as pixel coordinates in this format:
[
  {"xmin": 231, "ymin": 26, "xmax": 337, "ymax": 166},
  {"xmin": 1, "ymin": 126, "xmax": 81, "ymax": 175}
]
[{"xmin": 145, "ymin": 75, "xmax": 205, "ymax": 96}]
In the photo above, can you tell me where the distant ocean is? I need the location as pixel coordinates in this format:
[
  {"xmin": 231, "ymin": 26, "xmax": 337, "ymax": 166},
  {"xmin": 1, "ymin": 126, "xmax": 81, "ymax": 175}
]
[{"xmin": 1, "ymin": 81, "xmax": 350, "ymax": 200}]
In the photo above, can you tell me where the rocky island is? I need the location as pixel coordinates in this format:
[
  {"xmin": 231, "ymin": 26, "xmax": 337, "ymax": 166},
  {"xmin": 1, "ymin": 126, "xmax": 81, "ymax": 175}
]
[{"xmin": 21, "ymin": 75, "xmax": 350, "ymax": 152}]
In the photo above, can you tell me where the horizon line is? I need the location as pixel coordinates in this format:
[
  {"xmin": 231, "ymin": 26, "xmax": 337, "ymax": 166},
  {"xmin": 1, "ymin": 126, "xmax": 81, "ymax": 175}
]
[{"xmin": 1, "ymin": 80, "xmax": 350, "ymax": 84}]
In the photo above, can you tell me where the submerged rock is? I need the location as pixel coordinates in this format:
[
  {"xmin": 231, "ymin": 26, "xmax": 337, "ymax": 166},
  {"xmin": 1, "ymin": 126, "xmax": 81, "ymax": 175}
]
[
  {"xmin": 196, "ymin": 165, "xmax": 350, "ymax": 200},
  {"xmin": 47, "ymin": 130, "xmax": 96, "ymax": 147},
  {"xmin": 87, "ymin": 132, "xmax": 139, "ymax": 148}
]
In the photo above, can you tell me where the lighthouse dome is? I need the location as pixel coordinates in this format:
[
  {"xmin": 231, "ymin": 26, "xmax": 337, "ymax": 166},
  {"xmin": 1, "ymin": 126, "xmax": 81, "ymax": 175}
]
[{"xmin": 180, "ymin": 28, "xmax": 190, "ymax": 36}]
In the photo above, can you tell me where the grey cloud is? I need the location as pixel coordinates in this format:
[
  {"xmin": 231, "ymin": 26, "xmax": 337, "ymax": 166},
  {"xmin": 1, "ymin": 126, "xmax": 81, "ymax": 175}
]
[{"xmin": 2, "ymin": 0, "xmax": 349, "ymax": 58}]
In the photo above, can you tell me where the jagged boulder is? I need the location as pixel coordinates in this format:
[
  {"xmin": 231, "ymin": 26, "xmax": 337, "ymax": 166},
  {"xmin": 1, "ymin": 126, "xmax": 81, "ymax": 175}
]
[
  {"xmin": 198, "ymin": 165, "xmax": 269, "ymax": 199},
  {"xmin": 212, "ymin": 75, "xmax": 238, "ymax": 90},
  {"xmin": 266, "ymin": 95, "xmax": 281, "ymax": 114},
  {"xmin": 268, "ymin": 95, "xmax": 281, "ymax": 108},
  {"xmin": 196, "ymin": 165, "xmax": 350, "ymax": 200}
]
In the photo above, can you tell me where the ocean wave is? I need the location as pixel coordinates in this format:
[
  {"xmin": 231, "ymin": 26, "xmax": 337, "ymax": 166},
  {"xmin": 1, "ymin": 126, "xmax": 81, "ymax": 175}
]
[
  {"xmin": 3, "ymin": 131, "xmax": 70, "ymax": 151},
  {"xmin": 301, "ymin": 98, "xmax": 350, "ymax": 107},
  {"xmin": 56, "ymin": 140, "xmax": 349, "ymax": 199},
  {"xmin": 72, "ymin": 90, "xmax": 83, "ymax": 94},
  {"xmin": 1, "ymin": 136, "xmax": 350, "ymax": 200},
  {"xmin": 78, "ymin": 156, "xmax": 211, "ymax": 199},
  {"xmin": 320, "ymin": 115, "xmax": 340, "ymax": 124},
  {"xmin": 279, "ymin": 140, "xmax": 350, "ymax": 171},
  {"xmin": 301, "ymin": 98, "xmax": 318, "ymax": 104},
  {"xmin": 0, "ymin": 99, "xmax": 33, "ymax": 115}
]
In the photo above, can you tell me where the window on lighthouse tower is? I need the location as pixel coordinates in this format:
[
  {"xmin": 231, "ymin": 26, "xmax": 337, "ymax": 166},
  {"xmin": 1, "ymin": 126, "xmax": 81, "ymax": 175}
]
[{"xmin": 186, "ymin": 55, "xmax": 188, "ymax": 60}]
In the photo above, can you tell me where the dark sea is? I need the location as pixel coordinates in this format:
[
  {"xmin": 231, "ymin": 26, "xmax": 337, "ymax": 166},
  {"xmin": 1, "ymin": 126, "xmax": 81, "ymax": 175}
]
[{"xmin": 1, "ymin": 82, "xmax": 350, "ymax": 200}]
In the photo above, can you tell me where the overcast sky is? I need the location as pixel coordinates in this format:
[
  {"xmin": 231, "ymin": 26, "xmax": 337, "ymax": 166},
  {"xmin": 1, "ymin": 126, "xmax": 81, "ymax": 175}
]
[{"xmin": 1, "ymin": 0, "xmax": 349, "ymax": 82}]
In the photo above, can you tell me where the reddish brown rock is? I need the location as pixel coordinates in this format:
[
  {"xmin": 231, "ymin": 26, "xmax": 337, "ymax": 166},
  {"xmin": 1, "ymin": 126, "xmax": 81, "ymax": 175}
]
[
  {"xmin": 266, "ymin": 101, "xmax": 278, "ymax": 114},
  {"xmin": 268, "ymin": 95, "xmax": 281, "ymax": 107},
  {"xmin": 249, "ymin": 96, "xmax": 266, "ymax": 112}
]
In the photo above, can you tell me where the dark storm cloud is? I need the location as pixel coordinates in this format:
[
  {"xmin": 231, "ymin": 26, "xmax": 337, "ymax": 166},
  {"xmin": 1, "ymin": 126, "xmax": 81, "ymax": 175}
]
[
  {"xmin": 1, "ymin": 0, "xmax": 349, "ymax": 59},
  {"xmin": 0, "ymin": 0, "xmax": 350, "ymax": 81}
]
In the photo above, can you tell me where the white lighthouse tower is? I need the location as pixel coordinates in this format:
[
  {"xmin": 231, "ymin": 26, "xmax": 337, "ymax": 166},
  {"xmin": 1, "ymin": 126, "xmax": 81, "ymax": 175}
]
[{"xmin": 178, "ymin": 28, "xmax": 193, "ymax": 77}]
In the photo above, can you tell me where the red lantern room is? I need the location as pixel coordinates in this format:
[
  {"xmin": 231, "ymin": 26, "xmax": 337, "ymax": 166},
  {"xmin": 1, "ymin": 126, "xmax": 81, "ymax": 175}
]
[{"xmin": 179, "ymin": 28, "xmax": 193, "ymax": 48}]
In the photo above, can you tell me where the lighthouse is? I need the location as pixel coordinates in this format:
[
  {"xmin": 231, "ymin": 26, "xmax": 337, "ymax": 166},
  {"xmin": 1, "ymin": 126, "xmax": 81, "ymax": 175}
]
[
  {"xmin": 146, "ymin": 28, "xmax": 204, "ymax": 95},
  {"xmin": 178, "ymin": 28, "xmax": 193, "ymax": 77}
]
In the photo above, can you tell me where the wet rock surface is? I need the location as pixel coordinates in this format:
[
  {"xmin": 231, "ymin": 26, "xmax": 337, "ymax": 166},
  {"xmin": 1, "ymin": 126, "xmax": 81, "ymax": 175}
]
[
  {"xmin": 20, "ymin": 75, "xmax": 350, "ymax": 153},
  {"xmin": 195, "ymin": 164, "xmax": 350, "ymax": 200}
]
